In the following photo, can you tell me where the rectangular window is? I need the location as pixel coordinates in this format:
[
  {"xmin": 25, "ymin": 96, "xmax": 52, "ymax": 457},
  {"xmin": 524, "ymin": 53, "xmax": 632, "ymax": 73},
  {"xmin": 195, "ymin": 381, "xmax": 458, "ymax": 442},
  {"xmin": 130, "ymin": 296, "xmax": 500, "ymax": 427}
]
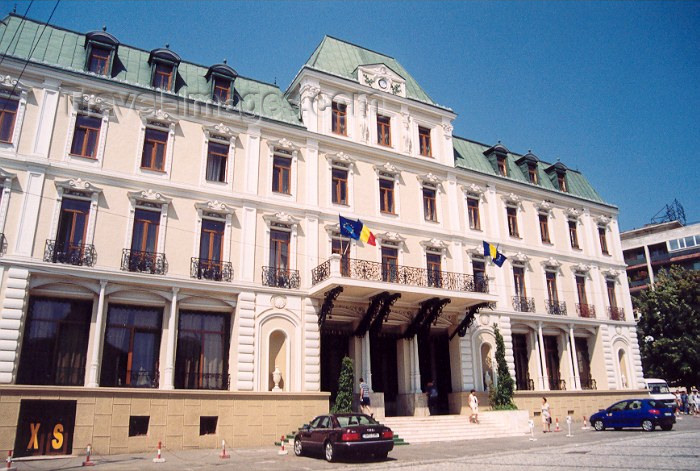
[
  {"xmin": 200, "ymin": 416, "xmax": 218, "ymax": 435},
  {"xmin": 558, "ymin": 174, "xmax": 568, "ymax": 192},
  {"xmin": 175, "ymin": 311, "xmax": 230, "ymax": 390},
  {"xmin": 70, "ymin": 114, "xmax": 101, "ymax": 158},
  {"xmin": 131, "ymin": 208, "xmax": 160, "ymax": 253},
  {"xmin": 575, "ymin": 274, "xmax": 587, "ymax": 304},
  {"xmin": 569, "ymin": 220, "xmax": 580, "ymax": 249},
  {"xmin": 129, "ymin": 416, "xmax": 150, "ymax": 437},
  {"xmin": 205, "ymin": 141, "xmax": 229, "ymax": 182},
  {"xmin": 497, "ymin": 157, "xmax": 507, "ymax": 176},
  {"xmin": 17, "ymin": 297, "xmax": 92, "ymax": 386},
  {"xmin": 141, "ymin": 128, "xmax": 168, "ymax": 171},
  {"xmin": 331, "ymin": 168, "xmax": 348, "ymax": 205},
  {"xmin": 270, "ymin": 229, "xmax": 291, "ymax": 269},
  {"xmin": 528, "ymin": 165, "xmax": 538, "ymax": 184},
  {"xmin": 513, "ymin": 266, "xmax": 526, "ymax": 297},
  {"xmin": 272, "ymin": 151, "xmax": 292, "ymax": 194},
  {"xmin": 418, "ymin": 126, "xmax": 431, "ymax": 157},
  {"xmin": 0, "ymin": 96, "xmax": 19, "ymax": 143},
  {"xmin": 381, "ymin": 246, "xmax": 398, "ymax": 282},
  {"xmin": 100, "ymin": 304, "xmax": 163, "ymax": 388},
  {"xmin": 379, "ymin": 177, "xmax": 395, "ymax": 214},
  {"xmin": 423, "ymin": 187, "xmax": 437, "ymax": 222},
  {"xmin": 546, "ymin": 271, "xmax": 558, "ymax": 303},
  {"xmin": 153, "ymin": 63, "xmax": 174, "ymax": 90},
  {"xmin": 426, "ymin": 252, "xmax": 441, "ymax": 287},
  {"xmin": 598, "ymin": 227, "xmax": 609, "ymax": 254},
  {"xmin": 467, "ymin": 197, "xmax": 481, "ymax": 230},
  {"xmin": 507, "ymin": 207, "xmax": 519, "ymax": 238},
  {"xmin": 539, "ymin": 214, "xmax": 550, "ymax": 243},
  {"xmin": 200, "ymin": 219, "xmax": 224, "ymax": 262},
  {"xmin": 473, "ymin": 259, "xmax": 486, "ymax": 291},
  {"xmin": 331, "ymin": 102, "xmax": 347, "ymax": 135},
  {"xmin": 56, "ymin": 198, "xmax": 90, "ymax": 249},
  {"xmin": 212, "ymin": 77, "xmax": 230, "ymax": 103},
  {"xmin": 606, "ymin": 280, "xmax": 617, "ymax": 308},
  {"xmin": 513, "ymin": 334, "xmax": 530, "ymax": 390},
  {"xmin": 377, "ymin": 115, "xmax": 391, "ymax": 146},
  {"xmin": 87, "ymin": 46, "xmax": 111, "ymax": 75},
  {"xmin": 331, "ymin": 237, "xmax": 350, "ymax": 276}
]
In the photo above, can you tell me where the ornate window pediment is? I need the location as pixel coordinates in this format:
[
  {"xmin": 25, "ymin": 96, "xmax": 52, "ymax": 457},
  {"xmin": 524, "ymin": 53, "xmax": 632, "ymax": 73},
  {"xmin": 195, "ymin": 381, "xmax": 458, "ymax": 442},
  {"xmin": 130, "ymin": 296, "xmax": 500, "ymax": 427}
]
[
  {"xmin": 572, "ymin": 263, "xmax": 591, "ymax": 274},
  {"xmin": 566, "ymin": 207, "xmax": 582, "ymax": 220},
  {"xmin": 0, "ymin": 74, "xmax": 28, "ymax": 95},
  {"xmin": 140, "ymin": 109, "xmax": 177, "ymax": 127},
  {"xmin": 376, "ymin": 231, "xmax": 406, "ymax": 245},
  {"xmin": 536, "ymin": 200, "xmax": 554, "ymax": 214},
  {"xmin": 503, "ymin": 193, "xmax": 521, "ymax": 206},
  {"xmin": 195, "ymin": 200, "xmax": 234, "ymax": 217},
  {"xmin": 374, "ymin": 162, "xmax": 399, "ymax": 176},
  {"xmin": 417, "ymin": 172, "xmax": 442, "ymax": 187},
  {"xmin": 268, "ymin": 137, "xmax": 301, "ymax": 155},
  {"xmin": 542, "ymin": 257, "xmax": 562, "ymax": 269},
  {"xmin": 0, "ymin": 168, "xmax": 17, "ymax": 184},
  {"xmin": 55, "ymin": 178, "xmax": 102, "ymax": 196},
  {"xmin": 596, "ymin": 214, "xmax": 612, "ymax": 226},
  {"xmin": 128, "ymin": 189, "xmax": 171, "ymax": 206},
  {"xmin": 601, "ymin": 268, "xmax": 621, "ymax": 280},
  {"xmin": 77, "ymin": 94, "xmax": 113, "ymax": 115},
  {"xmin": 325, "ymin": 151, "xmax": 355, "ymax": 167},
  {"xmin": 419, "ymin": 238, "xmax": 449, "ymax": 252},
  {"xmin": 203, "ymin": 122, "xmax": 236, "ymax": 140},
  {"xmin": 357, "ymin": 64, "xmax": 406, "ymax": 98},
  {"xmin": 263, "ymin": 211, "xmax": 300, "ymax": 227},
  {"xmin": 511, "ymin": 252, "xmax": 530, "ymax": 265}
]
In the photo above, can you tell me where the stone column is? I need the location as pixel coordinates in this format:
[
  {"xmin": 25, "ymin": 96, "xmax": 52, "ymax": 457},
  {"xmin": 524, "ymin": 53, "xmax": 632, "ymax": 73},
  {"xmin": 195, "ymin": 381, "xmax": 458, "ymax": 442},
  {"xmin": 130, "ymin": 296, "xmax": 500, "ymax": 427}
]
[
  {"xmin": 302, "ymin": 298, "xmax": 320, "ymax": 391},
  {"xmin": 362, "ymin": 334, "xmax": 372, "ymax": 391},
  {"xmin": 569, "ymin": 325, "xmax": 581, "ymax": 390},
  {"xmin": 537, "ymin": 322, "xmax": 549, "ymax": 390},
  {"xmin": 236, "ymin": 291, "xmax": 256, "ymax": 391},
  {"xmin": 87, "ymin": 280, "xmax": 108, "ymax": 387},
  {"xmin": 411, "ymin": 336, "xmax": 422, "ymax": 393},
  {"xmin": 161, "ymin": 287, "xmax": 179, "ymax": 390}
]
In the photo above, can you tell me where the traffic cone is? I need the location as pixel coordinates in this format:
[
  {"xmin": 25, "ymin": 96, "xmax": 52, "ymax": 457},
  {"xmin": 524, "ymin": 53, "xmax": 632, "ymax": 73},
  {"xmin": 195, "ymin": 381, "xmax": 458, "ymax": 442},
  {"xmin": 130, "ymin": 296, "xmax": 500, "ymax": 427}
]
[
  {"xmin": 82, "ymin": 444, "xmax": 95, "ymax": 466},
  {"xmin": 153, "ymin": 440, "xmax": 166, "ymax": 463},
  {"xmin": 219, "ymin": 440, "xmax": 230, "ymax": 459},
  {"xmin": 6, "ymin": 450, "xmax": 17, "ymax": 471},
  {"xmin": 278, "ymin": 435, "xmax": 288, "ymax": 455},
  {"xmin": 582, "ymin": 416, "xmax": 589, "ymax": 430},
  {"xmin": 554, "ymin": 418, "xmax": 561, "ymax": 432}
]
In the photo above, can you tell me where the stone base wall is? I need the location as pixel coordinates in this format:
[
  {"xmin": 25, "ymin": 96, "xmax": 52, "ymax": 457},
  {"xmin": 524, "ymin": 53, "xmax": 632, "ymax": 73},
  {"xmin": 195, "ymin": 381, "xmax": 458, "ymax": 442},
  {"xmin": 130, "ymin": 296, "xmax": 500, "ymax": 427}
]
[{"xmin": 0, "ymin": 386, "xmax": 328, "ymax": 456}]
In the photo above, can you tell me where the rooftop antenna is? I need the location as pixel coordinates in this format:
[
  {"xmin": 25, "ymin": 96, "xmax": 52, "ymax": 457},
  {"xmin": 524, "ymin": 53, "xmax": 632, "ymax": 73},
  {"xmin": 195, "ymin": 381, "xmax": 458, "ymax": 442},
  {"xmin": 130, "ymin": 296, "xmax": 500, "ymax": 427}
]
[
  {"xmin": 102, "ymin": 25, "xmax": 106, "ymax": 31},
  {"xmin": 223, "ymin": 58, "xmax": 227, "ymax": 64},
  {"xmin": 165, "ymin": 43, "xmax": 170, "ymax": 49},
  {"xmin": 13, "ymin": 4, "xmax": 16, "ymax": 13},
  {"xmin": 274, "ymin": 76, "xmax": 277, "ymax": 86},
  {"xmin": 650, "ymin": 199, "xmax": 686, "ymax": 226}
]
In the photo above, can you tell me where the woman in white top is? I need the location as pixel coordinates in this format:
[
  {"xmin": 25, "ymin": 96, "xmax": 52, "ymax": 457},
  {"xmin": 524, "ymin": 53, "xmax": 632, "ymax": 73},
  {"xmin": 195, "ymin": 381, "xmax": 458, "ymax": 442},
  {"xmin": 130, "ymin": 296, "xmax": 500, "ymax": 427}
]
[
  {"xmin": 468, "ymin": 389, "xmax": 479, "ymax": 424},
  {"xmin": 541, "ymin": 397, "xmax": 551, "ymax": 432}
]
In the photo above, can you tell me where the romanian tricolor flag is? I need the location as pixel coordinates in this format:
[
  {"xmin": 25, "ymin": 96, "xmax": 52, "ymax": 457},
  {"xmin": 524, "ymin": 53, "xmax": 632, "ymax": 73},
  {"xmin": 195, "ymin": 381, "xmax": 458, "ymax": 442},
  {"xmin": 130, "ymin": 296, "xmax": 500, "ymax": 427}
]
[
  {"xmin": 359, "ymin": 221, "xmax": 376, "ymax": 246},
  {"xmin": 483, "ymin": 241, "xmax": 507, "ymax": 267},
  {"xmin": 339, "ymin": 215, "xmax": 376, "ymax": 246}
]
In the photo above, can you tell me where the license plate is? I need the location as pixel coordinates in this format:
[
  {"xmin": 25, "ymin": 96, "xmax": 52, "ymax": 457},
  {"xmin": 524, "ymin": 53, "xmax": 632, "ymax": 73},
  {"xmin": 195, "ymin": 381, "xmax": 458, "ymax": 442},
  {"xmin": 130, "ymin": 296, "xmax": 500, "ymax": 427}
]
[
  {"xmin": 664, "ymin": 413, "xmax": 672, "ymax": 416},
  {"xmin": 363, "ymin": 433, "xmax": 379, "ymax": 439}
]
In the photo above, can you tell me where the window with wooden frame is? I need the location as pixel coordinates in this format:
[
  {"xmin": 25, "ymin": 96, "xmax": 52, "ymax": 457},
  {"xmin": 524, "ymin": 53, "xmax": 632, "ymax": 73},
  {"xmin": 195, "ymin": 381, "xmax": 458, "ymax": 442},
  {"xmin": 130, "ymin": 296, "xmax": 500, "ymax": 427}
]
[
  {"xmin": 331, "ymin": 167, "xmax": 348, "ymax": 205},
  {"xmin": 331, "ymin": 236, "xmax": 350, "ymax": 276},
  {"xmin": 568, "ymin": 220, "xmax": 580, "ymax": 249},
  {"xmin": 200, "ymin": 219, "xmax": 225, "ymax": 263},
  {"xmin": 381, "ymin": 245, "xmax": 399, "ymax": 282},
  {"xmin": 606, "ymin": 280, "xmax": 617, "ymax": 308},
  {"xmin": 205, "ymin": 140, "xmax": 229, "ymax": 183},
  {"xmin": 379, "ymin": 176, "xmax": 395, "ymax": 214},
  {"xmin": 175, "ymin": 311, "xmax": 230, "ymax": 390},
  {"xmin": 539, "ymin": 213, "xmax": 551, "ymax": 243},
  {"xmin": 426, "ymin": 251, "xmax": 442, "ymax": 287},
  {"xmin": 423, "ymin": 186, "xmax": 437, "ymax": 222},
  {"xmin": 331, "ymin": 101, "xmax": 347, "ymax": 135},
  {"xmin": 418, "ymin": 126, "xmax": 432, "ymax": 157},
  {"xmin": 212, "ymin": 77, "xmax": 231, "ymax": 103},
  {"xmin": 497, "ymin": 156, "xmax": 508, "ymax": 176},
  {"xmin": 272, "ymin": 149, "xmax": 292, "ymax": 194},
  {"xmin": 528, "ymin": 165, "xmax": 538, "ymax": 184},
  {"xmin": 513, "ymin": 266, "xmax": 526, "ymax": 297},
  {"xmin": 546, "ymin": 271, "xmax": 558, "ymax": 303},
  {"xmin": 87, "ymin": 45, "xmax": 111, "ymax": 75},
  {"xmin": 69, "ymin": 113, "xmax": 102, "ymax": 158},
  {"xmin": 507, "ymin": 206, "xmax": 519, "ymax": 238},
  {"xmin": 141, "ymin": 127, "xmax": 168, "ymax": 171},
  {"xmin": 467, "ymin": 196, "xmax": 481, "ymax": 230},
  {"xmin": 575, "ymin": 274, "xmax": 588, "ymax": 304},
  {"xmin": 557, "ymin": 173, "xmax": 568, "ymax": 192},
  {"xmin": 100, "ymin": 304, "xmax": 163, "ymax": 388},
  {"xmin": 598, "ymin": 226, "xmax": 609, "ymax": 255},
  {"xmin": 472, "ymin": 259, "xmax": 486, "ymax": 290},
  {"xmin": 152, "ymin": 62, "xmax": 174, "ymax": 90},
  {"xmin": 0, "ymin": 96, "xmax": 19, "ymax": 143},
  {"xmin": 56, "ymin": 198, "xmax": 90, "ymax": 250},
  {"xmin": 377, "ymin": 115, "xmax": 391, "ymax": 146},
  {"xmin": 131, "ymin": 208, "xmax": 160, "ymax": 253},
  {"xmin": 269, "ymin": 228, "xmax": 291, "ymax": 270}
]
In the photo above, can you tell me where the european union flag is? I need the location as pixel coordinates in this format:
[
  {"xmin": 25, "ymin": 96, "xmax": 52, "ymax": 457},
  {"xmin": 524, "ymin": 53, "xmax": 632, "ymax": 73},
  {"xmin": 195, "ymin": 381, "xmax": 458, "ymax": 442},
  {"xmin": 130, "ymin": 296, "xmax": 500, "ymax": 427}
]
[
  {"xmin": 483, "ymin": 241, "xmax": 507, "ymax": 267},
  {"xmin": 339, "ymin": 215, "xmax": 362, "ymax": 240}
]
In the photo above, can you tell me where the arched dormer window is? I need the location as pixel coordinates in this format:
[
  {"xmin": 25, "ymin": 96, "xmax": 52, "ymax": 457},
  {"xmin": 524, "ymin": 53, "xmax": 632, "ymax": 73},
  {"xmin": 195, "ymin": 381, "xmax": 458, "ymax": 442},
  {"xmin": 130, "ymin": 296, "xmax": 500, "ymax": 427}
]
[
  {"xmin": 206, "ymin": 62, "xmax": 238, "ymax": 104},
  {"xmin": 515, "ymin": 151, "xmax": 540, "ymax": 185},
  {"xmin": 483, "ymin": 142, "xmax": 510, "ymax": 177},
  {"xmin": 545, "ymin": 161, "xmax": 569, "ymax": 192},
  {"xmin": 148, "ymin": 47, "xmax": 181, "ymax": 92},
  {"xmin": 84, "ymin": 29, "xmax": 119, "ymax": 76}
]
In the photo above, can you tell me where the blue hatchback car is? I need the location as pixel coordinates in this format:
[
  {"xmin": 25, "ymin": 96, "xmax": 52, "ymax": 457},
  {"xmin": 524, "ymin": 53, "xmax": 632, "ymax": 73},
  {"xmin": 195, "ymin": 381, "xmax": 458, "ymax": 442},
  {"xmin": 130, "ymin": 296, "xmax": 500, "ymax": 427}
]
[{"xmin": 590, "ymin": 398, "xmax": 675, "ymax": 432}]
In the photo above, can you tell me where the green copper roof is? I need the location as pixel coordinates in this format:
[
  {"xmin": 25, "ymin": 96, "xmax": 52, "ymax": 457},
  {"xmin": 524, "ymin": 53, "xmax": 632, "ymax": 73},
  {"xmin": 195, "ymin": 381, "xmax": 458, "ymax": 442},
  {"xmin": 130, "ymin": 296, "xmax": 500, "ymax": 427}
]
[
  {"xmin": 453, "ymin": 136, "xmax": 607, "ymax": 204},
  {"xmin": 304, "ymin": 35, "xmax": 437, "ymax": 107},
  {"xmin": 0, "ymin": 14, "xmax": 302, "ymax": 126}
]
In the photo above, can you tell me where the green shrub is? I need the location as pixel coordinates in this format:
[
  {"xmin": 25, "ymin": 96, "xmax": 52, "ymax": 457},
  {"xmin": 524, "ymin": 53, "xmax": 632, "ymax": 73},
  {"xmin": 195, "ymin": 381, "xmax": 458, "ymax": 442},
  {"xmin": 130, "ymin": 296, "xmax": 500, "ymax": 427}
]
[{"xmin": 331, "ymin": 356, "xmax": 354, "ymax": 413}]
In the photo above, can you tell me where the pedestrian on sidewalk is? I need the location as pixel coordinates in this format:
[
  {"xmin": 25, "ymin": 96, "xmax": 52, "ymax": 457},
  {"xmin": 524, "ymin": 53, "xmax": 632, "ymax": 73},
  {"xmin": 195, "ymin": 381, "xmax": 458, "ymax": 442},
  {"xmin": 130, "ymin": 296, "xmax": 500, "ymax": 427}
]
[
  {"xmin": 359, "ymin": 377, "xmax": 373, "ymax": 417},
  {"xmin": 541, "ymin": 397, "xmax": 551, "ymax": 433},
  {"xmin": 468, "ymin": 389, "xmax": 479, "ymax": 424}
]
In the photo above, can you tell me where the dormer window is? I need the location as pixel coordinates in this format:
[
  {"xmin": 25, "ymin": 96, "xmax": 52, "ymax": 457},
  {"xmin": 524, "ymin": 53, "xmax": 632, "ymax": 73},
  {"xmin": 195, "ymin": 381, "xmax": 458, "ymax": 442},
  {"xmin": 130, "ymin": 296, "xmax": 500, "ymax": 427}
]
[
  {"xmin": 498, "ymin": 157, "xmax": 508, "ymax": 176},
  {"xmin": 419, "ymin": 126, "xmax": 432, "ymax": 157},
  {"xmin": 484, "ymin": 142, "xmax": 510, "ymax": 177},
  {"xmin": 153, "ymin": 63, "xmax": 174, "ymax": 90},
  {"xmin": 88, "ymin": 46, "xmax": 111, "ymax": 75},
  {"xmin": 528, "ymin": 165, "xmax": 538, "ymax": 184},
  {"xmin": 206, "ymin": 63, "xmax": 238, "ymax": 104},
  {"xmin": 148, "ymin": 47, "xmax": 181, "ymax": 92},
  {"xmin": 558, "ymin": 174, "xmax": 568, "ymax": 192},
  {"xmin": 516, "ymin": 151, "xmax": 540, "ymax": 185},
  {"xmin": 545, "ymin": 161, "xmax": 569, "ymax": 193},
  {"xmin": 377, "ymin": 115, "xmax": 391, "ymax": 146},
  {"xmin": 213, "ymin": 78, "xmax": 230, "ymax": 102},
  {"xmin": 84, "ymin": 30, "xmax": 119, "ymax": 77},
  {"xmin": 0, "ymin": 94, "xmax": 19, "ymax": 143},
  {"xmin": 332, "ymin": 102, "xmax": 347, "ymax": 135}
]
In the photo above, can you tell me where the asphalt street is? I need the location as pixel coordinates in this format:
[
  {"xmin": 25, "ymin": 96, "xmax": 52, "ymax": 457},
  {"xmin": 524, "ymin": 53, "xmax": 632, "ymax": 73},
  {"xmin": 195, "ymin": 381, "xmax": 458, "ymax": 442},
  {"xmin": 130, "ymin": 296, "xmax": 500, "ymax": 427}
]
[{"xmin": 11, "ymin": 416, "xmax": 700, "ymax": 470}]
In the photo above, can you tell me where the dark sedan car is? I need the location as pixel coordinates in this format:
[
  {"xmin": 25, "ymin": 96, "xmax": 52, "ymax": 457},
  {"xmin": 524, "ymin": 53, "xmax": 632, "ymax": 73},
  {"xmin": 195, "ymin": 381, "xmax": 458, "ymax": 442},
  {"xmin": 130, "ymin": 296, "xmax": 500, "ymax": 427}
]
[
  {"xmin": 294, "ymin": 413, "xmax": 394, "ymax": 462},
  {"xmin": 590, "ymin": 398, "xmax": 675, "ymax": 432}
]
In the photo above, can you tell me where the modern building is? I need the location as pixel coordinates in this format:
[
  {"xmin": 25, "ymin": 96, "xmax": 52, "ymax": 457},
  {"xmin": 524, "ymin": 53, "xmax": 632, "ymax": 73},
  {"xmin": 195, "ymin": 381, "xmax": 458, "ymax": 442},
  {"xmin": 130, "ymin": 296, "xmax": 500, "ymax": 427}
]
[
  {"xmin": 0, "ymin": 14, "xmax": 643, "ymax": 457},
  {"xmin": 621, "ymin": 220, "xmax": 700, "ymax": 297}
]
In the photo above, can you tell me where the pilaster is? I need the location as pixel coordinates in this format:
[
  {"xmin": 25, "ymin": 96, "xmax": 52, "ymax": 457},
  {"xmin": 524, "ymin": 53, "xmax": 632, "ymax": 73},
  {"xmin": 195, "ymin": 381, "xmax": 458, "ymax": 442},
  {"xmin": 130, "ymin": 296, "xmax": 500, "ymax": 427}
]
[
  {"xmin": 236, "ymin": 291, "xmax": 256, "ymax": 390},
  {"xmin": 14, "ymin": 170, "xmax": 45, "ymax": 256},
  {"xmin": 32, "ymin": 80, "xmax": 61, "ymax": 158},
  {"xmin": 302, "ymin": 297, "xmax": 320, "ymax": 391},
  {"xmin": 0, "ymin": 267, "xmax": 29, "ymax": 383}
]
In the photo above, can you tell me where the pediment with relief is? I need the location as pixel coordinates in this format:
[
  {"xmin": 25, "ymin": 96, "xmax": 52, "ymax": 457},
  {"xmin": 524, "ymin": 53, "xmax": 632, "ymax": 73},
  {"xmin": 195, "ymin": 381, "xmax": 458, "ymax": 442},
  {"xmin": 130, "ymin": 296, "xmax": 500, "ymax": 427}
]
[{"xmin": 356, "ymin": 64, "xmax": 406, "ymax": 97}]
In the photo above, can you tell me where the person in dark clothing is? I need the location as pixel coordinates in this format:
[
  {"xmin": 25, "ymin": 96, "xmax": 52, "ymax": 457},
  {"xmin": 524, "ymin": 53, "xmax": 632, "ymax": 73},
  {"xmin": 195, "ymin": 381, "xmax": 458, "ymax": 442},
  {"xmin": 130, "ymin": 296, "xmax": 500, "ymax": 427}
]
[{"xmin": 427, "ymin": 381, "xmax": 438, "ymax": 415}]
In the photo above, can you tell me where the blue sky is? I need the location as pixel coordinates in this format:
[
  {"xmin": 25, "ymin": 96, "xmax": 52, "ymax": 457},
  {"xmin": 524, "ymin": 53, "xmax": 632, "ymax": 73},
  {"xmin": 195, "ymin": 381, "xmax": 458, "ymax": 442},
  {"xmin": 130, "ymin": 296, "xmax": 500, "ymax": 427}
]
[{"xmin": 10, "ymin": 0, "xmax": 700, "ymax": 230}]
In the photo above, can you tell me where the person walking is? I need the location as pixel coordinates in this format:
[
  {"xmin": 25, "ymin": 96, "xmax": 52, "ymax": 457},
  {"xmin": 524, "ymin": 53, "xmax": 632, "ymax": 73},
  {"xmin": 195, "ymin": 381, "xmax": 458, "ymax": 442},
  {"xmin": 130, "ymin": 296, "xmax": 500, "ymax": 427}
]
[
  {"xmin": 468, "ymin": 389, "xmax": 479, "ymax": 424},
  {"xmin": 541, "ymin": 397, "xmax": 551, "ymax": 433},
  {"xmin": 359, "ymin": 377, "xmax": 373, "ymax": 417},
  {"xmin": 688, "ymin": 388, "xmax": 697, "ymax": 416},
  {"xmin": 681, "ymin": 389, "xmax": 689, "ymax": 415},
  {"xmin": 426, "ymin": 381, "xmax": 439, "ymax": 416}
]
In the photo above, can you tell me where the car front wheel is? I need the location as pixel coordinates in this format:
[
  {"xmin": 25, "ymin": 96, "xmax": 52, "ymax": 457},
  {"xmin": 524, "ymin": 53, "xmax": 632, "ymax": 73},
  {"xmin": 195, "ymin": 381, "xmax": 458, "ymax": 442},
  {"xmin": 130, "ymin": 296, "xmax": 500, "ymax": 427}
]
[
  {"xmin": 324, "ymin": 441, "xmax": 335, "ymax": 462},
  {"xmin": 660, "ymin": 424, "xmax": 673, "ymax": 431},
  {"xmin": 593, "ymin": 420, "xmax": 605, "ymax": 431},
  {"xmin": 642, "ymin": 420, "xmax": 654, "ymax": 432},
  {"xmin": 293, "ymin": 437, "xmax": 303, "ymax": 456}
]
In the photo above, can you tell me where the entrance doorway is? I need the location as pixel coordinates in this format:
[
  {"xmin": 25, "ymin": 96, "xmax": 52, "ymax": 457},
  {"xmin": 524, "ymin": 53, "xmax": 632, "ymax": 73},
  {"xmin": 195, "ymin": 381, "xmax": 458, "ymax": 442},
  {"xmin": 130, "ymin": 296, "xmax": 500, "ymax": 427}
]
[
  {"xmin": 512, "ymin": 334, "xmax": 531, "ymax": 390},
  {"xmin": 370, "ymin": 333, "xmax": 399, "ymax": 416},
  {"xmin": 543, "ymin": 336, "xmax": 561, "ymax": 390},
  {"xmin": 320, "ymin": 331, "xmax": 350, "ymax": 407},
  {"xmin": 418, "ymin": 331, "xmax": 452, "ymax": 414}
]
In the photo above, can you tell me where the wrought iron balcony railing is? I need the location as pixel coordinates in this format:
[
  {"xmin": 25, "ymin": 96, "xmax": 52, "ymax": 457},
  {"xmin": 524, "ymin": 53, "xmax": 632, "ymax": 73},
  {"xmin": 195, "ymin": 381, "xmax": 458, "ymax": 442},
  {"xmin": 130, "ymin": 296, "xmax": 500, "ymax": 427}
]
[
  {"xmin": 549, "ymin": 378, "xmax": 566, "ymax": 391},
  {"xmin": 44, "ymin": 239, "xmax": 97, "ymax": 267},
  {"xmin": 516, "ymin": 377, "xmax": 535, "ymax": 391},
  {"xmin": 190, "ymin": 257, "xmax": 233, "ymax": 282},
  {"xmin": 608, "ymin": 306, "xmax": 625, "ymax": 321},
  {"xmin": 176, "ymin": 372, "xmax": 229, "ymax": 391},
  {"xmin": 121, "ymin": 249, "xmax": 168, "ymax": 275},
  {"xmin": 262, "ymin": 266, "xmax": 301, "ymax": 289},
  {"xmin": 580, "ymin": 378, "xmax": 597, "ymax": 390},
  {"xmin": 310, "ymin": 258, "xmax": 488, "ymax": 293},
  {"xmin": 512, "ymin": 296, "xmax": 535, "ymax": 312},
  {"xmin": 545, "ymin": 299, "xmax": 567, "ymax": 316},
  {"xmin": 576, "ymin": 303, "xmax": 596, "ymax": 318},
  {"xmin": 108, "ymin": 369, "xmax": 159, "ymax": 388}
]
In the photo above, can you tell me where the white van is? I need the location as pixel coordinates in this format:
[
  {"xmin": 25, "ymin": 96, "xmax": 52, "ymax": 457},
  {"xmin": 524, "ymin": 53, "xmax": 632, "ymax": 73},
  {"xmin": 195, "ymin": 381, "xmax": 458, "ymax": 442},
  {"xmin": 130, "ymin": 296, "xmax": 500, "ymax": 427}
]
[{"xmin": 642, "ymin": 378, "xmax": 676, "ymax": 407}]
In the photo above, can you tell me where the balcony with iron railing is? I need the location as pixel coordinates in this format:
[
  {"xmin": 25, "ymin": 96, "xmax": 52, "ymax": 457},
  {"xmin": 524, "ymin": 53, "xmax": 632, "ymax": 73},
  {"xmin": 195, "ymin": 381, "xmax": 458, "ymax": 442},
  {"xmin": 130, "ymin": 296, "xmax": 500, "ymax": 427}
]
[
  {"xmin": 512, "ymin": 296, "xmax": 535, "ymax": 313},
  {"xmin": 176, "ymin": 372, "xmax": 230, "ymax": 391},
  {"xmin": 608, "ymin": 306, "xmax": 625, "ymax": 321},
  {"xmin": 44, "ymin": 239, "xmax": 97, "ymax": 267},
  {"xmin": 576, "ymin": 303, "xmax": 596, "ymax": 319},
  {"xmin": 545, "ymin": 299, "xmax": 567, "ymax": 316},
  {"xmin": 516, "ymin": 377, "xmax": 535, "ymax": 391},
  {"xmin": 191, "ymin": 258, "xmax": 233, "ymax": 282},
  {"xmin": 580, "ymin": 378, "xmax": 597, "ymax": 390},
  {"xmin": 0, "ymin": 232, "xmax": 6, "ymax": 256},
  {"xmin": 108, "ymin": 370, "xmax": 160, "ymax": 388},
  {"xmin": 121, "ymin": 249, "xmax": 168, "ymax": 275},
  {"xmin": 262, "ymin": 266, "xmax": 301, "ymax": 289}
]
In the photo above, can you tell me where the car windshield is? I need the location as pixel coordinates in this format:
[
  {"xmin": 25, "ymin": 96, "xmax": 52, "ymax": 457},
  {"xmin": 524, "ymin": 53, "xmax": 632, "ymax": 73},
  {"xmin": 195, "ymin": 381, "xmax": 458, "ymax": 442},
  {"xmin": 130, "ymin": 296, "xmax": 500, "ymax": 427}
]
[
  {"xmin": 336, "ymin": 415, "xmax": 378, "ymax": 427},
  {"xmin": 649, "ymin": 383, "xmax": 670, "ymax": 393}
]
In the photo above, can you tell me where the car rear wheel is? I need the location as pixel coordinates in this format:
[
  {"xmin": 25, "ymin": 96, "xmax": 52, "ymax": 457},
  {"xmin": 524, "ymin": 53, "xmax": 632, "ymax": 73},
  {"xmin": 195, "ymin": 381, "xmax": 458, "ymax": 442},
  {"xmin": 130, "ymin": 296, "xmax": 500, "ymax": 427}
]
[
  {"xmin": 660, "ymin": 424, "xmax": 673, "ymax": 431},
  {"xmin": 593, "ymin": 420, "xmax": 605, "ymax": 431},
  {"xmin": 293, "ymin": 437, "xmax": 303, "ymax": 456},
  {"xmin": 642, "ymin": 419, "xmax": 654, "ymax": 432},
  {"xmin": 324, "ymin": 441, "xmax": 335, "ymax": 462}
]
